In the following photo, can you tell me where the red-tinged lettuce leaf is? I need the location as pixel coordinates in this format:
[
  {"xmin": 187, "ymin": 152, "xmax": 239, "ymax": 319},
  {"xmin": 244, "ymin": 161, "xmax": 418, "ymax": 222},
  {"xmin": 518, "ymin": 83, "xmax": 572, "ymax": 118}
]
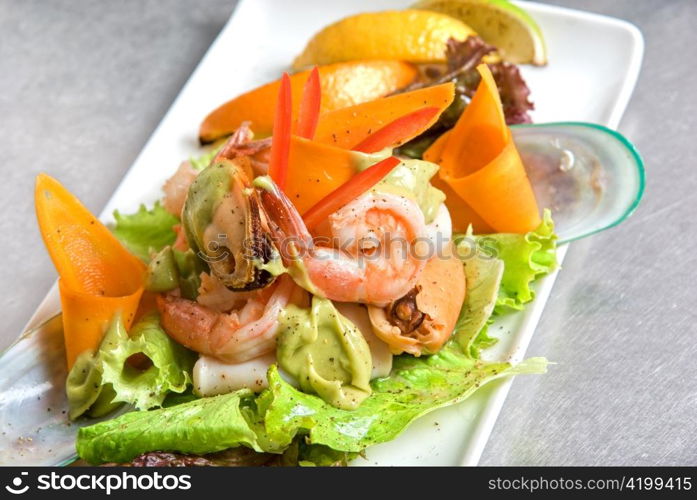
[
  {"xmin": 490, "ymin": 62, "xmax": 534, "ymax": 125},
  {"xmin": 398, "ymin": 36, "xmax": 534, "ymax": 158}
]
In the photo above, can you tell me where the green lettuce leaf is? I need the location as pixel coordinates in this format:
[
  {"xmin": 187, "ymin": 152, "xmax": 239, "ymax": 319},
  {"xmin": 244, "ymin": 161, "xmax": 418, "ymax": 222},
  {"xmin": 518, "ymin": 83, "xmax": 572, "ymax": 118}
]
[
  {"xmin": 77, "ymin": 390, "xmax": 262, "ymax": 463},
  {"xmin": 450, "ymin": 211, "xmax": 556, "ymax": 358},
  {"xmin": 267, "ymin": 438, "xmax": 355, "ymax": 466},
  {"xmin": 452, "ymin": 252, "xmax": 504, "ymax": 358},
  {"xmin": 455, "ymin": 210, "xmax": 557, "ymax": 314},
  {"xmin": 485, "ymin": 210, "xmax": 556, "ymax": 312},
  {"xmin": 66, "ymin": 313, "xmax": 195, "ymax": 420},
  {"xmin": 76, "ymin": 347, "xmax": 546, "ymax": 463},
  {"xmin": 260, "ymin": 355, "xmax": 545, "ymax": 453},
  {"xmin": 189, "ymin": 145, "xmax": 222, "ymax": 171},
  {"xmin": 99, "ymin": 313, "xmax": 196, "ymax": 409},
  {"xmin": 461, "ymin": 321, "xmax": 498, "ymax": 359},
  {"xmin": 112, "ymin": 202, "xmax": 179, "ymax": 261}
]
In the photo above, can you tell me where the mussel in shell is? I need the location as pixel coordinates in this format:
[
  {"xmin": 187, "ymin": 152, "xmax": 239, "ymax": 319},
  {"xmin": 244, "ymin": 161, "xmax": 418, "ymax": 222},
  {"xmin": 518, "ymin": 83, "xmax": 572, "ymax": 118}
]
[{"xmin": 182, "ymin": 159, "xmax": 277, "ymax": 291}]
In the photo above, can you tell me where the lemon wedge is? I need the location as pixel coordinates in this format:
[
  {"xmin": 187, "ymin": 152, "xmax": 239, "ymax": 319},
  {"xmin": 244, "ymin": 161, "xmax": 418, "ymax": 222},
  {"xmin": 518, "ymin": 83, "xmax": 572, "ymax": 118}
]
[
  {"xmin": 413, "ymin": 0, "xmax": 547, "ymax": 65},
  {"xmin": 293, "ymin": 9, "xmax": 476, "ymax": 70}
]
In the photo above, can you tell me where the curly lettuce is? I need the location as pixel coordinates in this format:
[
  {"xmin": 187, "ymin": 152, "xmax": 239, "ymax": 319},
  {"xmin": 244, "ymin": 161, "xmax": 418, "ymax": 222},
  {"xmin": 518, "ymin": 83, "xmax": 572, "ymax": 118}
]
[
  {"xmin": 189, "ymin": 146, "xmax": 222, "ymax": 171},
  {"xmin": 66, "ymin": 313, "xmax": 195, "ymax": 420},
  {"xmin": 452, "ymin": 253, "xmax": 504, "ymax": 358},
  {"xmin": 99, "ymin": 313, "xmax": 195, "ymax": 409},
  {"xmin": 112, "ymin": 202, "xmax": 179, "ymax": 261},
  {"xmin": 77, "ymin": 390, "xmax": 260, "ymax": 462},
  {"xmin": 478, "ymin": 210, "xmax": 557, "ymax": 313},
  {"xmin": 450, "ymin": 211, "xmax": 557, "ymax": 357},
  {"xmin": 455, "ymin": 210, "xmax": 557, "ymax": 315},
  {"xmin": 398, "ymin": 36, "xmax": 534, "ymax": 159}
]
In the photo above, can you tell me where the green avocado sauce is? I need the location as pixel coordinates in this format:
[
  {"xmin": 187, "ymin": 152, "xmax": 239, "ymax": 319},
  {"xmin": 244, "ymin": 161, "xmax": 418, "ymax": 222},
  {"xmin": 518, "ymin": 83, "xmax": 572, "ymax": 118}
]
[
  {"xmin": 145, "ymin": 246, "xmax": 179, "ymax": 292},
  {"xmin": 286, "ymin": 259, "xmax": 321, "ymax": 296},
  {"xmin": 251, "ymin": 175, "xmax": 275, "ymax": 192},
  {"xmin": 371, "ymin": 159, "xmax": 445, "ymax": 224},
  {"xmin": 66, "ymin": 351, "xmax": 120, "ymax": 420},
  {"xmin": 277, "ymin": 297, "xmax": 372, "ymax": 410},
  {"xmin": 253, "ymin": 254, "xmax": 286, "ymax": 277},
  {"xmin": 145, "ymin": 246, "xmax": 205, "ymax": 300},
  {"xmin": 351, "ymin": 148, "xmax": 392, "ymax": 171}
]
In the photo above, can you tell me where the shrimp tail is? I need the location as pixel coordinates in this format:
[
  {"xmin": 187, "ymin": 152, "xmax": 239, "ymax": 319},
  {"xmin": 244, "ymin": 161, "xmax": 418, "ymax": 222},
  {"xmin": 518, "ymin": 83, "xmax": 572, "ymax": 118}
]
[
  {"xmin": 214, "ymin": 122, "xmax": 272, "ymax": 177},
  {"xmin": 256, "ymin": 177, "xmax": 313, "ymax": 261},
  {"xmin": 212, "ymin": 122, "xmax": 254, "ymax": 164}
]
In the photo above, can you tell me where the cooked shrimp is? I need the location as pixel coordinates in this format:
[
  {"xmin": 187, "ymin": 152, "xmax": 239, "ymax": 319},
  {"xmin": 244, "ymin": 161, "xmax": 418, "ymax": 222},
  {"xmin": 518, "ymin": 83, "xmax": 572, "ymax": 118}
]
[
  {"xmin": 196, "ymin": 271, "xmax": 265, "ymax": 312},
  {"xmin": 163, "ymin": 161, "xmax": 198, "ymax": 216},
  {"xmin": 259, "ymin": 181, "xmax": 431, "ymax": 306},
  {"xmin": 212, "ymin": 121, "xmax": 254, "ymax": 160},
  {"xmin": 171, "ymin": 224, "xmax": 189, "ymax": 251},
  {"xmin": 367, "ymin": 241, "xmax": 466, "ymax": 356},
  {"xmin": 157, "ymin": 275, "xmax": 306, "ymax": 363}
]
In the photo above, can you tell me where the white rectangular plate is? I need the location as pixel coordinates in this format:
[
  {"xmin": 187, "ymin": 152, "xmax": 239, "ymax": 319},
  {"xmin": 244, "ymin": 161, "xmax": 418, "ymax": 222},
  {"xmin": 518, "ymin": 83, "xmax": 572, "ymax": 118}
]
[{"xmin": 23, "ymin": 0, "xmax": 643, "ymax": 466}]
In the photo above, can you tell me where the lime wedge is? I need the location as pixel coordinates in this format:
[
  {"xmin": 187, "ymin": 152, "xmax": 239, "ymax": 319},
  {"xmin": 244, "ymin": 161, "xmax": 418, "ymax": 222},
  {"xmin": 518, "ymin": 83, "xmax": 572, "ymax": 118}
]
[{"xmin": 412, "ymin": 0, "xmax": 547, "ymax": 65}]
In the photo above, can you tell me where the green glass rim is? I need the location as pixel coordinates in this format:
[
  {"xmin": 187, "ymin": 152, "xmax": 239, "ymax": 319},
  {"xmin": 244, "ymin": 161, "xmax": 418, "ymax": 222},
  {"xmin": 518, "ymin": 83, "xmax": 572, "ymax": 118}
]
[{"xmin": 512, "ymin": 121, "xmax": 646, "ymax": 244}]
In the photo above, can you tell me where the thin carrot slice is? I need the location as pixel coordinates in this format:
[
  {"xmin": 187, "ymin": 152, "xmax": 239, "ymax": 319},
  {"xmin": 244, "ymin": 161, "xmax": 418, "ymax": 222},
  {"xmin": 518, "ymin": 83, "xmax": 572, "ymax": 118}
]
[
  {"xmin": 303, "ymin": 156, "xmax": 401, "ymax": 230},
  {"xmin": 285, "ymin": 105, "xmax": 443, "ymax": 215},
  {"xmin": 430, "ymin": 173, "xmax": 493, "ymax": 233},
  {"xmin": 443, "ymin": 141, "xmax": 539, "ymax": 233},
  {"xmin": 439, "ymin": 67, "xmax": 508, "ymax": 178},
  {"xmin": 296, "ymin": 67, "xmax": 322, "ymax": 139},
  {"xmin": 284, "ymin": 135, "xmax": 371, "ymax": 215},
  {"xmin": 424, "ymin": 130, "xmax": 492, "ymax": 232},
  {"xmin": 426, "ymin": 65, "xmax": 540, "ymax": 233},
  {"xmin": 199, "ymin": 60, "xmax": 418, "ymax": 144},
  {"xmin": 59, "ymin": 282, "xmax": 142, "ymax": 369},
  {"xmin": 422, "ymin": 129, "xmax": 449, "ymax": 164},
  {"xmin": 314, "ymin": 83, "xmax": 455, "ymax": 150},
  {"xmin": 352, "ymin": 107, "xmax": 440, "ymax": 153},
  {"xmin": 268, "ymin": 73, "xmax": 293, "ymax": 190},
  {"xmin": 35, "ymin": 174, "xmax": 145, "ymax": 368}
]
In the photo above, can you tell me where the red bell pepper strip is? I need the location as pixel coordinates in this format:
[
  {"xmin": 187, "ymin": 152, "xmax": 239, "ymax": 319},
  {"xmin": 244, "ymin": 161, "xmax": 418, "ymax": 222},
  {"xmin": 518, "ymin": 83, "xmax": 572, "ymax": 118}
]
[
  {"xmin": 268, "ymin": 72, "xmax": 293, "ymax": 190},
  {"xmin": 303, "ymin": 155, "xmax": 401, "ymax": 230},
  {"xmin": 296, "ymin": 66, "xmax": 322, "ymax": 140},
  {"xmin": 352, "ymin": 106, "xmax": 440, "ymax": 153}
]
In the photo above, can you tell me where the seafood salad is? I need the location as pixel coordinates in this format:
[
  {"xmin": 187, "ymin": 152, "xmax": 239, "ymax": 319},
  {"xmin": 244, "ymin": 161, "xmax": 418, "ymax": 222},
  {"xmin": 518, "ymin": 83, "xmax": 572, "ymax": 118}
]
[{"xmin": 12, "ymin": 1, "xmax": 643, "ymax": 467}]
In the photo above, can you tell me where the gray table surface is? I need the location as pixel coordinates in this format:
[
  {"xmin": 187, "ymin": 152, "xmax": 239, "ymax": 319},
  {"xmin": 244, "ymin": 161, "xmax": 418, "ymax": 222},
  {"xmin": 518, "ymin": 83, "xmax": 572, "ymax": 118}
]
[{"xmin": 1, "ymin": 0, "xmax": 695, "ymax": 466}]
